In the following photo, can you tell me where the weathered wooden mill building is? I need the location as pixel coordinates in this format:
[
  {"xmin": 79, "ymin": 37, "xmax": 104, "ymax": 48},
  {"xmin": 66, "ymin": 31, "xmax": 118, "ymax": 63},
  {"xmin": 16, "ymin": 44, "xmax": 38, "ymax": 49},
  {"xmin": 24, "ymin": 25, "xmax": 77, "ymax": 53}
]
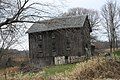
[{"xmin": 27, "ymin": 15, "xmax": 92, "ymax": 67}]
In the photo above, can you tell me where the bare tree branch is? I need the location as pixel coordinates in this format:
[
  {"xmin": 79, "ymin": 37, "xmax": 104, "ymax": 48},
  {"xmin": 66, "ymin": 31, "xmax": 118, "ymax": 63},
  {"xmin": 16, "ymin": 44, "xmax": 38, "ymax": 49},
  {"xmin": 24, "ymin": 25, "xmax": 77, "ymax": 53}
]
[
  {"xmin": 101, "ymin": 0, "xmax": 119, "ymax": 53},
  {"xmin": 0, "ymin": 0, "xmax": 61, "ymax": 60}
]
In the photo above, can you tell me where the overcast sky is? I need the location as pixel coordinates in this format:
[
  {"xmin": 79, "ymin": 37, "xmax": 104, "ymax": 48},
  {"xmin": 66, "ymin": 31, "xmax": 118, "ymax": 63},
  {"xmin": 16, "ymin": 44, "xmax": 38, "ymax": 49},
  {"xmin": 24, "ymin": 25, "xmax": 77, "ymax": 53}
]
[
  {"xmin": 65, "ymin": 0, "xmax": 106, "ymax": 10},
  {"xmin": 12, "ymin": 0, "xmax": 120, "ymax": 50}
]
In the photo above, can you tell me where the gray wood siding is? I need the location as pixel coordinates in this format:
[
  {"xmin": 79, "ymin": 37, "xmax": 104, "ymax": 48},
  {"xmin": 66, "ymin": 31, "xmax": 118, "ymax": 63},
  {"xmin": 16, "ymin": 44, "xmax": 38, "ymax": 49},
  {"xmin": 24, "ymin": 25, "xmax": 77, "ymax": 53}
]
[
  {"xmin": 29, "ymin": 28, "xmax": 85, "ymax": 58},
  {"xmin": 28, "ymin": 19, "xmax": 91, "ymax": 67}
]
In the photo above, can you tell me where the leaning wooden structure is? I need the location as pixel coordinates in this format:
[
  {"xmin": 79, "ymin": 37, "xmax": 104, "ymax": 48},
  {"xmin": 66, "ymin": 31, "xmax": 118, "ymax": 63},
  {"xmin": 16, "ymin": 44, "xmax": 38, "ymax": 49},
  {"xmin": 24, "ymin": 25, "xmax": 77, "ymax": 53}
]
[{"xmin": 27, "ymin": 15, "xmax": 92, "ymax": 67}]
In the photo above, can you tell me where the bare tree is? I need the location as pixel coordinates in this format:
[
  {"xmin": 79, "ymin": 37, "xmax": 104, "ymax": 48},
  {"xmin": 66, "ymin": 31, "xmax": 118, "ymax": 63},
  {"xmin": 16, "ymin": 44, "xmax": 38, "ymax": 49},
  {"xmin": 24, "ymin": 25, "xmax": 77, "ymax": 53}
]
[
  {"xmin": 60, "ymin": 7, "xmax": 100, "ymax": 42},
  {"xmin": 57, "ymin": 7, "xmax": 100, "ymax": 58},
  {"xmin": 101, "ymin": 0, "xmax": 120, "ymax": 53},
  {"xmin": 62, "ymin": 8, "xmax": 100, "ymax": 27},
  {"xmin": 0, "ymin": 0, "xmax": 60, "ymax": 28},
  {"xmin": 0, "ymin": 0, "xmax": 62, "ymax": 60}
]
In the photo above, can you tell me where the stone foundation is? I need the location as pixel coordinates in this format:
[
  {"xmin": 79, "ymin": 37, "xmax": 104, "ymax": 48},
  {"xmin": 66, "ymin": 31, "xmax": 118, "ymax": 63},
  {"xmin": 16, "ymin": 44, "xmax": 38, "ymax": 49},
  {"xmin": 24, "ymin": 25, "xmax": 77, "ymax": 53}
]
[
  {"xmin": 54, "ymin": 56, "xmax": 86, "ymax": 65},
  {"xmin": 31, "ymin": 56, "xmax": 86, "ymax": 68}
]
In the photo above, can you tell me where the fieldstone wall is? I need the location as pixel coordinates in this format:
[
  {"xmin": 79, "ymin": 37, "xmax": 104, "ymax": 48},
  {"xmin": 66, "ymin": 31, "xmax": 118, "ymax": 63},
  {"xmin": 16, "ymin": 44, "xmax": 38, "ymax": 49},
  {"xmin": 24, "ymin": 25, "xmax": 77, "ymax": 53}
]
[
  {"xmin": 54, "ymin": 56, "xmax": 65, "ymax": 65},
  {"xmin": 30, "ymin": 56, "xmax": 86, "ymax": 68},
  {"xmin": 54, "ymin": 56, "xmax": 86, "ymax": 65}
]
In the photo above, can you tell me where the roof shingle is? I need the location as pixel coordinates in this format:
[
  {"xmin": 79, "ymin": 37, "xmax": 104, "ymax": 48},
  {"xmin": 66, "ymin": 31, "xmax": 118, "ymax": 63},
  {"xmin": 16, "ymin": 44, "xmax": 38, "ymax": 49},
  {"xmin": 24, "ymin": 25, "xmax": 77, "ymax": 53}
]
[{"xmin": 27, "ymin": 15, "xmax": 87, "ymax": 33}]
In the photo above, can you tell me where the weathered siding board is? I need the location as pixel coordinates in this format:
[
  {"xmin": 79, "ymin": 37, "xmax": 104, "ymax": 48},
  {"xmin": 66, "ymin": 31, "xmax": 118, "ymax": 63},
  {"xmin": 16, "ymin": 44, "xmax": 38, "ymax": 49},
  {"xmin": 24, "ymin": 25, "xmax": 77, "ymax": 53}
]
[
  {"xmin": 47, "ymin": 31, "xmax": 52, "ymax": 57},
  {"xmin": 77, "ymin": 29, "xmax": 81, "ymax": 56}
]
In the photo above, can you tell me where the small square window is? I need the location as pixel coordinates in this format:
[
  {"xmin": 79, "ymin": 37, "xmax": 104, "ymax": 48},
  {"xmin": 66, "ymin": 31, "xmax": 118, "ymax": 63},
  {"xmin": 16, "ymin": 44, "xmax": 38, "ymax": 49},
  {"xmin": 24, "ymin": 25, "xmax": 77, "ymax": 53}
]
[{"xmin": 66, "ymin": 39, "xmax": 70, "ymax": 51}]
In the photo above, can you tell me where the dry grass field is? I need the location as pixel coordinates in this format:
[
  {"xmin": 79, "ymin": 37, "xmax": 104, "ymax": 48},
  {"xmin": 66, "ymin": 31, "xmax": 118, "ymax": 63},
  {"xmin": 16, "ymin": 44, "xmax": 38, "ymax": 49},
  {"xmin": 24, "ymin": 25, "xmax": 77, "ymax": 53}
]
[
  {"xmin": 0, "ymin": 50, "xmax": 120, "ymax": 80},
  {"xmin": 48, "ymin": 57, "xmax": 120, "ymax": 80}
]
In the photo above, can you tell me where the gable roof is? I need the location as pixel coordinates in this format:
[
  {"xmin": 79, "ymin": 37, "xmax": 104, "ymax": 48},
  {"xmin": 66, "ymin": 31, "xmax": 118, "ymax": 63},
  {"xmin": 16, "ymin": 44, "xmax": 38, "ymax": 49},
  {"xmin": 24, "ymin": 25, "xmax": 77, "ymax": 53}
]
[{"xmin": 27, "ymin": 15, "xmax": 87, "ymax": 33}]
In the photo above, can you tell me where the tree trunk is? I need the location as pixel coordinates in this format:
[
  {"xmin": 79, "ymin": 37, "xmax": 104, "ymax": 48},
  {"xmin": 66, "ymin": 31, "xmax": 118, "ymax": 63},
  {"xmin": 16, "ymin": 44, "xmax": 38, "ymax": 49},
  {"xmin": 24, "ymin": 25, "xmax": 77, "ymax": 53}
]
[
  {"xmin": 0, "ymin": 48, "xmax": 6, "ymax": 61},
  {"xmin": 115, "ymin": 33, "xmax": 118, "ymax": 50},
  {"xmin": 110, "ymin": 42, "xmax": 112, "ymax": 53}
]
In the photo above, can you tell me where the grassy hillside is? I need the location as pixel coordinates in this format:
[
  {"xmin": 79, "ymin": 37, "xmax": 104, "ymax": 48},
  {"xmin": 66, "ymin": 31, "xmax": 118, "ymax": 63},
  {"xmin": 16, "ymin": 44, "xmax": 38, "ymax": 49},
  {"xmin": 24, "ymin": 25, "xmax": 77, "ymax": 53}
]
[
  {"xmin": 113, "ymin": 50, "xmax": 120, "ymax": 58},
  {"xmin": 0, "ymin": 54, "xmax": 120, "ymax": 80},
  {"xmin": 48, "ymin": 57, "xmax": 120, "ymax": 80},
  {"xmin": 43, "ymin": 63, "xmax": 76, "ymax": 77},
  {"xmin": 0, "ymin": 63, "xmax": 76, "ymax": 80}
]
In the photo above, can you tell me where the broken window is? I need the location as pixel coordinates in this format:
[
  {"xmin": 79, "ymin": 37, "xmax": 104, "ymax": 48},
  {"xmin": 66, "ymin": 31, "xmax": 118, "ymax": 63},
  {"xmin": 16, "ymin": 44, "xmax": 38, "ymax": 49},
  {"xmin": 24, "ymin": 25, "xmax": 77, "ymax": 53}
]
[
  {"xmin": 38, "ymin": 43, "xmax": 42, "ymax": 53},
  {"xmin": 38, "ymin": 34, "xmax": 42, "ymax": 40},
  {"xmin": 38, "ymin": 44, "xmax": 42, "ymax": 48},
  {"xmin": 66, "ymin": 46, "xmax": 70, "ymax": 51},
  {"xmin": 51, "ymin": 32, "xmax": 55, "ymax": 39}
]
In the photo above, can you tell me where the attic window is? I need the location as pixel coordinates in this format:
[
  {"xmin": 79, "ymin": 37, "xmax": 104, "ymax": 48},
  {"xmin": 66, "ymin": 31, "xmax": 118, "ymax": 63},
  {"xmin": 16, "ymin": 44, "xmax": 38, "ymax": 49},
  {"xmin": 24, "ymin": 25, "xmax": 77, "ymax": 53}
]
[{"xmin": 38, "ymin": 34, "xmax": 42, "ymax": 40}]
